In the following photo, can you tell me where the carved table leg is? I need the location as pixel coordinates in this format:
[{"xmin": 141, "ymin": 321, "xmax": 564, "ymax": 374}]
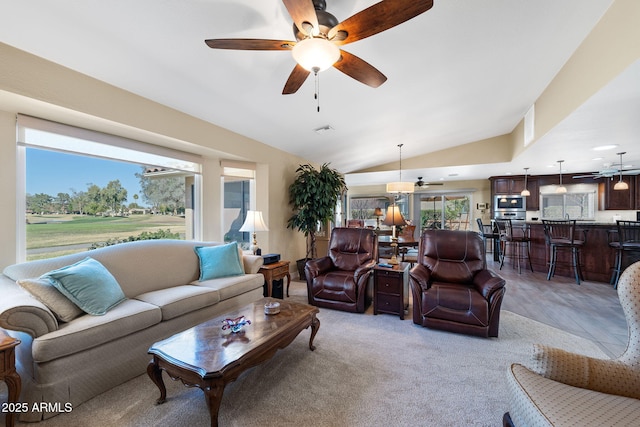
[
  {"xmin": 4, "ymin": 370, "xmax": 21, "ymax": 427},
  {"xmin": 147, "ymin": 358, "xmax": 167, "ymax": 404},
  {"xmin": 203, "ymin": 381, "xmax": 225, "ymax": 427},
  {"xmin": 308, "ymin": 315, "xmax": 320, "ymax": 351}
]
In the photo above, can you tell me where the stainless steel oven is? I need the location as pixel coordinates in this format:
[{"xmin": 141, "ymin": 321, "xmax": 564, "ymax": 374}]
[{"xmin": 494, "ymin": 195, "xmax": 526, "ymax": 221}]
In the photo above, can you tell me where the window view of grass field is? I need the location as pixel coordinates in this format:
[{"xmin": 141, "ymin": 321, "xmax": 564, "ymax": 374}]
[{"xmin": 26, "ymin": 148, "xmax": 188, "ymax": 261}]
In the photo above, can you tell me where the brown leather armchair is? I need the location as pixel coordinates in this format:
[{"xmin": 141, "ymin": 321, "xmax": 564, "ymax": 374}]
[
  {"xmin": 409, "ymin": 229, "xmax": 506, "ymax": 337},
  {"xmin": 305, "ymin": 227, "xmax": 378, "ymax": 313}
]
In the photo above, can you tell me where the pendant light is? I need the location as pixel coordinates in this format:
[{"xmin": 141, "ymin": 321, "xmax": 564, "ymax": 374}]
[
  {"xmin": 613, "ymin": 152, "xmax": 629, "ymax": 191},
  {"xmin": 386, "ymin": 144, "xmax": 414, "ymax": 194},
  {"xmin": 555, "ymin": 160, "xmax": 567, "ymax": 194},
  {"xmin": 521, "ymin": 167, "xmax": 531, "ymax": 196}
]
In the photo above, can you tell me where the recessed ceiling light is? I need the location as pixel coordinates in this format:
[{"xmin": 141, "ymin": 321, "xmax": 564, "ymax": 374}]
[
  {"xmin": 591, "ymin": 157, "xmax": 603, "ymax": 161},
  {"xmin": 448, "ymin": 173, "xmax": 458, "ymax": 177},
  {"xmin": 592, "ymin": 144, "xmax": 618, "ymax": 151}
]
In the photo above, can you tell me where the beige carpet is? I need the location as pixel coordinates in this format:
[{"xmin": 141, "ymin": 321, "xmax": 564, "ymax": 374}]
[{"xmin": 5, "ymin": 281, "xmax": 606, "ymax": 427}]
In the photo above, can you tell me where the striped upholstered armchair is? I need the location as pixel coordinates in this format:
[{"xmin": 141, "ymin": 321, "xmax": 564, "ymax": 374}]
[{"xmin": 504, "ymin": 261, "xmax": 640, "ymax": 426}]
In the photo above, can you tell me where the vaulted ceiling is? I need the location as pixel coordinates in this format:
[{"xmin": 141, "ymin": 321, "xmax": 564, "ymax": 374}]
[{"xmin": 1, "ymin": 0, "xmax": 638, "ymax": 187}]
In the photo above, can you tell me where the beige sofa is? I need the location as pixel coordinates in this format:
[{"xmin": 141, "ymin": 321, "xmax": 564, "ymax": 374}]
[
  {"xmin": 504, "ymin": 261, "xmax": 640, "ymax": 426},
  {"xmin": 0, "ymin": 239, "xmax": 265, "ymax": 422}
]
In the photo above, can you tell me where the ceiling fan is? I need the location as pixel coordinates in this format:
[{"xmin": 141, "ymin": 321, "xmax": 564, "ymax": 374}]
[
  {"xmin": 573, "ymin": 152, "xmax": 640, "ymax": 179},
  {"xmin": 415, "ymin": 177, "xmax": 443, "ymax": 187},
  {"xmin": 204, "ymin": 0, "xmax": 434, "ymax": 94}
]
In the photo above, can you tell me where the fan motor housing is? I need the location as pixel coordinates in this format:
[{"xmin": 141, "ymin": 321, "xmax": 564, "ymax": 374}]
[{"xmin": 293, "ymin": 8, "xmax": 339, "ymax": 41}]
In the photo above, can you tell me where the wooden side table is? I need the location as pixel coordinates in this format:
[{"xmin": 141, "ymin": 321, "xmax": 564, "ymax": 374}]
[
  {"xmin": 259, "ymin": 260, "xmax": 291, "ymax": 298},
  {"xmin": 373, "ymin": 262, "xmax": 409, "ymax": 319},
  {"xmin": 1, "ymin": 330, "xmax": 21, "ymax": 427}
]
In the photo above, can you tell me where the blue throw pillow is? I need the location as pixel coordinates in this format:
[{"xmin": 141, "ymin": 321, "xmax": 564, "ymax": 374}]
[
  {"xmin": 42, "ymin": 257, "xmax": 126, "ymax": 316},
  {"xmin": 195, "ymin": 242, "xmax": 244, "ymax": 281}
]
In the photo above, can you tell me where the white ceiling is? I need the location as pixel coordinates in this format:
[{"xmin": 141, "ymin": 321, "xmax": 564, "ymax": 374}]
[{"xmin": 1, "ymin": 0, "xmax": 638, "ymax": 187}]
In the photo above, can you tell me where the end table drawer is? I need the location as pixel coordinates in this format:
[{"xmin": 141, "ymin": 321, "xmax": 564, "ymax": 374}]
[
  {"xmin": 376, "ymin": 294, "xmax": 401, "ymax": 311},
  {"xmin": 375, "ymin": 278, "xmax": 401, "ymax": 294},
  {"xmin": 272, "ymin": 264, "xmax": 289, "ymax": 277}
]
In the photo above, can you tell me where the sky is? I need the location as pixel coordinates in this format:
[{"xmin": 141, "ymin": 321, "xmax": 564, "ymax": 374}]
[{"xmin": 26, "ymin": 148, "xmax": 145, "ymax": 204}]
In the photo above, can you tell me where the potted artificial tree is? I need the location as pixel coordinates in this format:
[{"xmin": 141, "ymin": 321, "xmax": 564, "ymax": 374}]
[{"xmin": 287, "ymin": 163, "xmax": 347, "ymax": 280}]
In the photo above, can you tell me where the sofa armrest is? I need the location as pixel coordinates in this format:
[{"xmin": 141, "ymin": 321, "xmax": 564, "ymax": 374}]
[
  {"xmin": 529, "ymin": 344, "xmax": 640, "ymax": 400},
  {"xmin": 242, "ymin": 254, "xmax": 264, "ymax": 274},
  {"xmin": 473, "ymin": 269, "xmax": 506, "ymax": 299},
  {"xmin": 0, "ymin": 290, "xmax": 58, "ymax": 338}
]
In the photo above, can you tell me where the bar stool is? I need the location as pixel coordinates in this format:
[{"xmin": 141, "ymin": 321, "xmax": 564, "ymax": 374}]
[
  {"xmin": 610, "ymin": 220, "xmax": 640, "ymax": 289},
  {"xmin": 542, "ymin": 219, "xmax": 586, "ymax": 285},
  {"xmin": 476, "ymin": 218, "xmax": 500, "ymax": 262},
  {"xmin": 495, "ymin": 219, "xmax": 533, "ymax": 274}
]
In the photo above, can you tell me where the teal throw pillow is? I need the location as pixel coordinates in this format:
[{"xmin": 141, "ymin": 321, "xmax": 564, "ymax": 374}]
[
  {"xmin": 42, "ymin": 257, "xmax": 126, "ymax": 316},
  {"xmin": 195, "ymin": 242, "xmax": 244, "ymax": 281}
]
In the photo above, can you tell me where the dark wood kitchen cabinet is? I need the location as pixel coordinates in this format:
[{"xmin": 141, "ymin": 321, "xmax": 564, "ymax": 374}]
[
  {"xmin": 600, "ymin": 176, "xmax": 635, "ymax": 210},
  {"xmin": 492, "ymin": 178, "xmax": 525, "ymax": 195},
  {"xmin": 491, "ymin": 177, "xmax": 539, "ymax": 211}
]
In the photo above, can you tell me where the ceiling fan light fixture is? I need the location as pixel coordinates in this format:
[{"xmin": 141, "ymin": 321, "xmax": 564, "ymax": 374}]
[{"xmin": 292, "ymin": 38, "xmax": 340, "ymax": 72}]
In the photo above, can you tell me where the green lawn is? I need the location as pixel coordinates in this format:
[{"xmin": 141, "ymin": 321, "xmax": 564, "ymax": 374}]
[{"xmin": 26, "ymin": 214, "xmax": 186, "ymax": 249}]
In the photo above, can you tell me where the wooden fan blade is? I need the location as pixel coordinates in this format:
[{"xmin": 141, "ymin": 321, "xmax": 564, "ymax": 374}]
[
  {"xmin": 333, "ymin": 50, "xmax": 387, "ymax": 88},
  {"xmin": 283, "ymin": 64, "xmax": 311, "ymax": 94},
  {"xmin": 328, "ymin": 0, "xmax": 434, "ymax": 45},
  {"xmin": 205, "ymin": 38, "xmax": 295, "ymax": 51},
  {"xmin": 282, "ymin": 0, "xmax": 319, "ymax": 36}
]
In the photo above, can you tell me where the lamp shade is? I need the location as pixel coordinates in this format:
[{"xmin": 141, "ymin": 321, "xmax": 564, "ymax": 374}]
[
  {"xmin": 386, "ymin": 181, "xmax": 414, "ymax": 194},
  {"xmin": 239, "ymin": 210, "xmax": 269, "ymax": 232},
  {"xmin": 292, "ymin": 38, "xmax": 340, "ymax": 72},
  {"xmin": 382, "ymin": 205, "xmax": 406, "ymax": 227},
  {"xmin": 555, "ymin": 186, "xmax": 567, "ymax": 194},
  {"xmin": 614, "ymin": 180, "xmax": 629, "ymax": 190},
  {"xmin": 374, "ymin": 207, "xmax": 384, "ymax": 217}
]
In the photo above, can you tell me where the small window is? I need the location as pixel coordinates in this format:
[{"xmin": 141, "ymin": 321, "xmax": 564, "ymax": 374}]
[{"xmin": 540, "ymin": 184, "xmax": 596, "ymax": 220}]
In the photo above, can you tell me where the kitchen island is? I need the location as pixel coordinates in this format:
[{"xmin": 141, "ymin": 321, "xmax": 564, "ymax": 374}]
[{"xmin": 524, "ymin": 221, "xmax": 630, "ymax": 284}]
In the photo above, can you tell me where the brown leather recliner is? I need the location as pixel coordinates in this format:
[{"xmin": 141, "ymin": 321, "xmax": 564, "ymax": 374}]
[
  {"xmin": 305, "ymin": 227, "xmax": 378, "ymax": 313},
  {"xmin": 409, "ymin": 229, "xmax": 506, "ymax": 337}
]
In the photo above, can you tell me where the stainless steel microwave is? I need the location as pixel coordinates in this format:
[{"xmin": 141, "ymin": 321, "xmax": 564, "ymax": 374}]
[{"xmin": 494, "ymin": 195, "xmax": 526, "ymax": 210}]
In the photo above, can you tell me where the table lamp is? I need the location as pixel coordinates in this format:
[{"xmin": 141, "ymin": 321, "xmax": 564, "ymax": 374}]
[
  {"xmin": 374, "ymin": 207, "xmax": 383, "ymax": 230},
  {"xmin": 382, "ymin": 205, "xmax": 406, "ymax": 264},
  {"xmin": 239, "ymin": 210, "xmax": 269, "ymax": 255}
]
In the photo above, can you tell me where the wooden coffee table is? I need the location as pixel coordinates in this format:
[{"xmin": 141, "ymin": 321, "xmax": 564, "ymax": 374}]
[{"xmin": 147, "ymin": 298, "xmax": 320, "ymax": 427}]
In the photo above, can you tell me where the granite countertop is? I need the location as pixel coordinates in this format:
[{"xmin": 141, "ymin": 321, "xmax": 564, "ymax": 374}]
[{"xmin": 525, "ymin": 221, "xmax": 619, "ymax": 227}]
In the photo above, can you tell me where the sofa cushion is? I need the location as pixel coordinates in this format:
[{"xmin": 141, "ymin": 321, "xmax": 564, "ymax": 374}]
[
  {"xmin": 31, "ymin": 298, "xmax": 161, "ymax": 363},
  {"xmin": 135, "ymin": 285, "xmax": 220, "ymax": 321},
  {"xmin": 193, "ymin": 273, "xmax": 264, "ymax": 301},
  {"xmin": 421, "ymin": 282, "xmax": 488, "ymax": 327},
  {"xmin": 195, "ymin": 242, "xmax": 244, "ymax": 280},
  {"xmin": 42, "ymin": 257, "xmax": 126, "ymax": 315},
  {"xmin": 17, "ymin": 278, "xmax": 84, "ymax": 322}
]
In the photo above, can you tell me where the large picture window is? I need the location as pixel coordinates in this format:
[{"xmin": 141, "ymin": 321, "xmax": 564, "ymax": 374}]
[{"xmin": 18, "ymin": 115, "xmax": 202, "ymax": 261}]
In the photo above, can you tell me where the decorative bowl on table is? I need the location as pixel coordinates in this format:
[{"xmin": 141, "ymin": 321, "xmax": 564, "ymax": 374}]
[
  {"xmin": 221, "ymin": 316, "xmax": 251, "ymax": 333},
  {"xmin": 264, "ymin": 301, "xmax": 281, "ymax": 315}
]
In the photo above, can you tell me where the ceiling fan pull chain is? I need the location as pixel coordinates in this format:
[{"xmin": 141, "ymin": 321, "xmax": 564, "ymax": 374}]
[{"xmin": 314, "ymin": 67, "xmax": 320, "ymax": 112}]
